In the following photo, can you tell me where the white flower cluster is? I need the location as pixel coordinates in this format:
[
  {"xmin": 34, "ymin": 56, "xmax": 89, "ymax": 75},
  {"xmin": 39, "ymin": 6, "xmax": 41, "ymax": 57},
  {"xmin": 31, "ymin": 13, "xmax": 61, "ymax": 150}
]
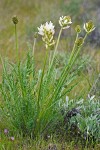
[
  {"xmin": 59, "ymin": 16, "xmax": 72, "ymax": 29},
  {"xmin": 38, "ymin": 21, "xmax": 55, "ymax": 48},
  {"xmin": 84, "ymin": 20, "xmax": 95, "ymax": 33},
  {"xmin": 37, "ymin": 16, "xmax": 95, "ymax": 50}
]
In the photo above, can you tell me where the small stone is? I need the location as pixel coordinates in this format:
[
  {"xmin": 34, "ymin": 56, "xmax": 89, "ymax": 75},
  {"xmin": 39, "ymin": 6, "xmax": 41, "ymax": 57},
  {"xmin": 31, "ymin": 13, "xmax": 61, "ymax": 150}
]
[{"xmin": 48, "ymin": 143, "xmax": 57, "ymax": 150}]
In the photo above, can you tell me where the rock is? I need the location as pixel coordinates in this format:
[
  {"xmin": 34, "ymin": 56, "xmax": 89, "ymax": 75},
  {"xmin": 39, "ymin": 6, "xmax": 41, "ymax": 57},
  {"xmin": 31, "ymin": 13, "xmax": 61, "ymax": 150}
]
[{"xmin": 47, "ymin": 143, "xmax": 57, "ymax": 150}]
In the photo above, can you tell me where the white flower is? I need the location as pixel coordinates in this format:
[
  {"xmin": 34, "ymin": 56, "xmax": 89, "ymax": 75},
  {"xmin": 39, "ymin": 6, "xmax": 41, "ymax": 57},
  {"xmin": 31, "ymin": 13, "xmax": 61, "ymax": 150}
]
[
  {"xmin": 38, "ymin": 24, "xmax": 45, "ymax": 36},
  {"xmin": 88, "ymin": 94, "xmax": 95, "ymax": 100},
  {"xmin": 38, "ymin": 21, "xmax": 55, "ymax": 36},
  {"xmin": 44, "ymin": 21, "xmax": 55, "ymax": 35},
  {"xmin": 84, "ymin": 20, "xmax": 95, "ymax": 33},
  {"xmin": 38, "ymin": 21, "xmax": 55, "ymax": 48},
  {"xmin": 59, "ymin": 16, "xmax": 72, "ymax": 29}
]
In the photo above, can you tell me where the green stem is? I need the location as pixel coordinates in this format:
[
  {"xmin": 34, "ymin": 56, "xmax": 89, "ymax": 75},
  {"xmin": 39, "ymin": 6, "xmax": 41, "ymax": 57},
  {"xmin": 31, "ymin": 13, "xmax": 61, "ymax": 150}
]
[
  {"xmin": 0, "ymin": 54, "xmax": 3, "ymax": 69},
  {"xmin": 69, "ymin": 33, "xmax": 88, "ymax": 69},
  {"xmin": 68, "ymin": 33, "xmax": 78, "ymax": 65},
  {"xmin": 33, "ymin": 38, "xmax": 37, "ymax": 56},
  {"xmin": 50, "ymin": 33, "xmax": 78, "ymax": 96},
  {"xmin": 36, "ymin": 48, "xmax": 49, "ymax": 136},
  {"xmin": 15, "ymin": 24, "xmax": 18, "ymax": 61},
  {"xmin": 52, "ymin": 33, "xmax": 88, "ymax": 102},
  {"xmin": 68, "ymin": 33, "xmax": 88, "ymax": 72},
  {"xmin": 37, "ymin": 49, "xmax": 48, "ymax": 110},
  {"xmin": 54, "ymin": 28, "xmax": 62, "ymax": 53},
  {"xmin": 18, "ymin": 62, "xmax": 25, "ymax": 97},
  {"xmin": 52, "ymin": 33, "xmax": 78, "ymax": 98},
  {"xmin": 49, "ymin": 51, "xmax": 52, "ymax": 66},
  {"xmin": 48, "ymin": 28, "xmax": 62, "ymax": 73}
]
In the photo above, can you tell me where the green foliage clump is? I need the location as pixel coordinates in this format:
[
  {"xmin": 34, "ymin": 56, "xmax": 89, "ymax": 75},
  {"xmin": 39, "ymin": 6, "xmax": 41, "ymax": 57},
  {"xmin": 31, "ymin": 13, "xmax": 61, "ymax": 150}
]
[{"xmin": 0, "ymin": 16, "xmax": 97, "ymax": 143}]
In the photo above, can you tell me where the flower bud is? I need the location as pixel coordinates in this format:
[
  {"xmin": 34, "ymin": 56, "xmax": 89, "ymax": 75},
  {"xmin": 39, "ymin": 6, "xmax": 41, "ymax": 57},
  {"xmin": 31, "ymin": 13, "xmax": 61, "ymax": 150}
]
[
  {"xmin": 75, "ymin": 37, "xmax": 84, "ymax": 47},
  {"xmin": 12, "ymin": 16, "xmax": 18, "ymax": 25},
  {"xmin": 34, "ymin": 32, "xmax": 38, "ymax": 38},
  {"xmin": 10, "ymin": 137, "xmax": 15, "ymax": 141},
  {"xmin": 4, "ymin": 129, "xmax": 9, "ymax": 134},
  {"xmin": 75, "ymin": 25, "xmax": 81, "ymax": 33},
  {"xmin": 84, "ymin": 20, "xmax": 95, "ymax": 33}
]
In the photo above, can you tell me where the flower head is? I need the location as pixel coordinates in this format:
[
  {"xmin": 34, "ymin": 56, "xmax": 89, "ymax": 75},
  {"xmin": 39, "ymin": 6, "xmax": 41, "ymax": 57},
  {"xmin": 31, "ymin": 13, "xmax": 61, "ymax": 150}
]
[
  {"xmin": 38, "ymin": 24, "xmax": 45, "ymax": 36},
  {"xmin": 38, "ymin": 21, "xmax": 55, "ymax": 36},
  {"xmin": 4, "ymin": 129, "xmax": 9, "ymax": 134},
  {"xmin": 75, "ymin": 25, "xmax": 81, "ymax": 33},
  {"xmin": 12, "ymin": 15, "xmax": 18, "ymax": 25},
  {"xmin": 75, "ymin": 37, "xmax": 84, "ymax": 47},
  {"xmin": 59, "ymin": 16, "xmax": 72, "ymax": 29},
  {"xmin": 34, "ymin": 32, "xmax": 38, "ymax": 38},
  {"xmin": 44, "ymin": 21, "xmax": 55, "ymax": 35},
  {"xmin": 38, "ymin": 21, "xmax": 55, "ymax": 48},
  {"xmin": 84, "ymin": 20, "xmax": 95, "ymax": 33},
  {"xmin": 10, "ymin": 136, "xmax": 15, "ymax": 141}
]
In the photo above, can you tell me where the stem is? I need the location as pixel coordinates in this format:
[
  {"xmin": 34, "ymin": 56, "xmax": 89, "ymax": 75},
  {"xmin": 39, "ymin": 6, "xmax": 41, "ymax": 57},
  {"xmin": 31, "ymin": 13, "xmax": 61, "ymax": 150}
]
[
  {"xmin": 52, "ymin": 33, "xmax": 88, "ymax": 102},
  {"xmin": 49, "ymin": 51, "xmax": 52, "ymax": 66},
  {"xmin": 18, "ymin": 62, "xmax": 25, "ymax": 97},
  {"xmin": 55, "ymin": 28, "xmax": 62, "ymax": 53},
  {"xmin": 52, "ymin": 33, "xmax": 78, "ymax": 98},
  {"xmin": 68, "ymin": 33, "xmax": 78, "ymax": 65},
  {"xmin": 15, "ymin": 24, "xmax": 18, "ymax": 61},
  {"xmin": 33, "ymin": 38, "xmax": 37, "ymax": 56},
  {"xmin": 0, "ymin": 54, "xmax": 3, "ymax": 68},
  {"xmin": 48, "ymin": 28, "xmax": 62, "ymax": 71},
  {"xmin": 37, "ymin": 49, "xmax": 48, "ymax": 110},
  {"xmin": 36, "ymin": 48, "xmax": 49, "ymax": 136},
  {"xmin": 42, "ymin": 33, "xmax": 79, "ymax": 110}
]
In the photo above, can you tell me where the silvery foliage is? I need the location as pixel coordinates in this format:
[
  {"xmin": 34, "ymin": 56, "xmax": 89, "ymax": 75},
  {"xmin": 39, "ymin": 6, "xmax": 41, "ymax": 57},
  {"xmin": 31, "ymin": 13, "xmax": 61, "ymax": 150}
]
[{"xmin": 68, "ymin": 95, "xmax": 100, "ymax": 140}]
